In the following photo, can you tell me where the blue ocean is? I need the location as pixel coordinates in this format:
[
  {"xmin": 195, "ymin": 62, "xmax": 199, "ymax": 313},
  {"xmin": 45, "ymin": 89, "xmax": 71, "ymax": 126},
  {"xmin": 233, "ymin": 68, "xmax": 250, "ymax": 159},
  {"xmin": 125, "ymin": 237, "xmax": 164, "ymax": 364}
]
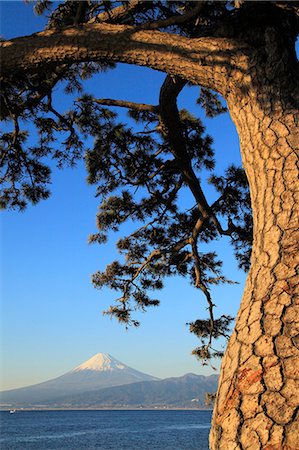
[{"xmin": 0, "ymin": 410, "xmax": 212, "ymax": 449}]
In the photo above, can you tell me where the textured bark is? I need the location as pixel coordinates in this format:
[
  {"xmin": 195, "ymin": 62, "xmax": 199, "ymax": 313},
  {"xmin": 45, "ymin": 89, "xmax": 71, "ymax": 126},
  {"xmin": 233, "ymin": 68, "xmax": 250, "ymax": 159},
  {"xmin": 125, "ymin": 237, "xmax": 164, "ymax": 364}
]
[
  {"xmin": 210, "ymin": 82, "xmax": 299, "ymax": 448},
  {"xmin": 1, "ymin": 13, "xmax": 299, "ymax": 449},
  {"xmin": 0, "ymin": 23, "xmax": 248, "ymax": 97}
]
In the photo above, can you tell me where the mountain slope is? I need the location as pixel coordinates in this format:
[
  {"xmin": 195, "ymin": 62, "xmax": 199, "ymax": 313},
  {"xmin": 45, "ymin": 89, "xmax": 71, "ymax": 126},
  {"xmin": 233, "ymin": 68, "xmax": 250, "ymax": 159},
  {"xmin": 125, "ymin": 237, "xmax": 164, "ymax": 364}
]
[
  {"xmin": 0, "ymin": 353, "xmax": 158, "ymax": 405},
  {"xmin": 51, "ymin": 373, "xmax": 218, "ymax": 409}
]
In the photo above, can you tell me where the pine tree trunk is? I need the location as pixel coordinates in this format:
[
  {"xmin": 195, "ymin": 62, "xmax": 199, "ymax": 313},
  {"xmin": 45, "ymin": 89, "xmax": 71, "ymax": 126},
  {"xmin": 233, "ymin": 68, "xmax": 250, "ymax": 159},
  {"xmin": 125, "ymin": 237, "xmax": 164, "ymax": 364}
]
[{"xmin": 210, "ymin": 94, "xmax": 299, "ymax": 449}]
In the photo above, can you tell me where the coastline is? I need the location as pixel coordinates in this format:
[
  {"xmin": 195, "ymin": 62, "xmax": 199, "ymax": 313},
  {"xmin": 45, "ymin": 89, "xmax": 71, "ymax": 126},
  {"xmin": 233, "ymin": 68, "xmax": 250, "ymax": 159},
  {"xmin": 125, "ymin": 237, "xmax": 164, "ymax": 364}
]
[{"xmin": 1, "ymin": 406, "xmax": 213, "ymax": 411}]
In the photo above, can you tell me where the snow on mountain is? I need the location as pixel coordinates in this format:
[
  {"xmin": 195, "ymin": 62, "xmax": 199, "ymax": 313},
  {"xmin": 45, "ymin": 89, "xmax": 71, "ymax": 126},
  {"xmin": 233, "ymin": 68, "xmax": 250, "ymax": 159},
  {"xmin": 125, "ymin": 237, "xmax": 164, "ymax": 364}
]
[
  {"xmin": 71, "ymin": 353, "xmax": 126, "ymax": 372},
  {"xmin": 0, "ymin": 353, "xmax": 159, "ymax": 406}
]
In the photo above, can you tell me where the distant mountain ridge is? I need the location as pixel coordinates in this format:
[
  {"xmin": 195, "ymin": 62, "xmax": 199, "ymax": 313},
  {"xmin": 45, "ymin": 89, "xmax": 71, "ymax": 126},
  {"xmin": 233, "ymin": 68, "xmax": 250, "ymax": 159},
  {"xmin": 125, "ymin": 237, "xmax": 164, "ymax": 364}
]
[
  {"xmin": 0, "ymin": 353, "xmax": 158, "ymax": 405},
  {"xmin": 44, "ymin": 373, "xmax": 219, "ymax": 409},
  {"xmin": 0, "ymin": 353, "xmax": 218, "ymax": 409}
]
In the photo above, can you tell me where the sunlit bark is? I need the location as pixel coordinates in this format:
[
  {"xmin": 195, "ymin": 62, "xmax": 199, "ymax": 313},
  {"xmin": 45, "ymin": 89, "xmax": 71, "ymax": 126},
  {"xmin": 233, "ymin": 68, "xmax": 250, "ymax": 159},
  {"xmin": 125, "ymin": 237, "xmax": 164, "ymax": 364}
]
[
  {"xmin": 1, "ymin": 15, "xmax": 298, "ymax": 449},
  {"xmin": 0, "ymin": 23, "xmax": 248, "ymax": 97},
  {"xmin": 210, "ymin": 94, "xmax": 299, "ymax": 449}
]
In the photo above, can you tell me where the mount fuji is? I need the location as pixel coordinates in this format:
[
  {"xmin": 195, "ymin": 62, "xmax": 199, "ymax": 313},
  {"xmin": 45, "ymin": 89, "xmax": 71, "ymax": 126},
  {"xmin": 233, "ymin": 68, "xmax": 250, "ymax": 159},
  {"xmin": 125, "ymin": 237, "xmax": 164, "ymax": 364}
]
[{"xmin": 0, "ymin": 353, "xmax": 159, "ymax": 406}]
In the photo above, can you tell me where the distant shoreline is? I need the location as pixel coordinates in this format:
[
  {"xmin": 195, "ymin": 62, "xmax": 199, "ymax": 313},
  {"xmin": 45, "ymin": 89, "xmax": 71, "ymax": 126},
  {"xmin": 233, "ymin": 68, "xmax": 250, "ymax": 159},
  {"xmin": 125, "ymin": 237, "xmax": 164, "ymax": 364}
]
[{"xmin": 1, "ymin": 407, "xmax": 213, "ymax": 411}]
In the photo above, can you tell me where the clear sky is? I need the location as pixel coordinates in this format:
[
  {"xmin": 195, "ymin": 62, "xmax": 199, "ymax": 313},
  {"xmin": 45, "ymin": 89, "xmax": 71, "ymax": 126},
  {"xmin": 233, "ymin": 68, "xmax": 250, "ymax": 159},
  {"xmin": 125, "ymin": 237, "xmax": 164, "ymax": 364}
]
[{"xmin": 0, "ymin": 1, "xmax": 247, "ymax": 391}]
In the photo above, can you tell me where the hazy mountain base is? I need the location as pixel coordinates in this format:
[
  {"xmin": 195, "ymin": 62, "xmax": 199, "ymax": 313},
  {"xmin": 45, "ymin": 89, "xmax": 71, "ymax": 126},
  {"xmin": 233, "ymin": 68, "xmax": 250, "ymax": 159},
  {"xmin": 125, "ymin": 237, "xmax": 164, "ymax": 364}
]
[
  {"xmin": 1, "ymin": 374, "xmax": 218, "ymax": 410},
  {"xmin": 0, "ymin": 353, "xmax": 158, "ymax": 405}
]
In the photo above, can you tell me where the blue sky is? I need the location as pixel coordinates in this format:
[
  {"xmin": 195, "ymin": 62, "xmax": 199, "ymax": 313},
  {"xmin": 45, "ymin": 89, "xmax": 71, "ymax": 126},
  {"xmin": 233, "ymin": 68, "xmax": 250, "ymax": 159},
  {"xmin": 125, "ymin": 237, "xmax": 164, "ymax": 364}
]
[{"xmin": 0, "ymin": 1, "xmax": 247, "ymax": 390}]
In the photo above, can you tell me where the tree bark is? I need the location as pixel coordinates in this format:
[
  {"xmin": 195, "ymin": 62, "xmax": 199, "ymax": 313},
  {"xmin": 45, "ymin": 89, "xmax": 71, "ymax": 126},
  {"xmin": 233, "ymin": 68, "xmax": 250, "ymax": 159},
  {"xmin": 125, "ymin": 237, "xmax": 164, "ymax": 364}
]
[
  {"xmin": 0, "ymin": 23, "xmax": 248, "ymax": 98},
  {"xmin": 210, "ymin": 87, "xmax": 299, "ymax": 449},
  {"xmin": 1, "ymin": 19, "xmax": 299, "ymax": 449}
]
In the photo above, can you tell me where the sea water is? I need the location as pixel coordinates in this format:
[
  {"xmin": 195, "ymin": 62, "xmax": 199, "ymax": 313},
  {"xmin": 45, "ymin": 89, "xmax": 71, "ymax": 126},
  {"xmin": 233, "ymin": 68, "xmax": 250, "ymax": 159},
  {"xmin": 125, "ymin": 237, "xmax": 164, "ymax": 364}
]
[{"xmin": 0, "ymin": 409, "xmax": 212, "ymax": 449}]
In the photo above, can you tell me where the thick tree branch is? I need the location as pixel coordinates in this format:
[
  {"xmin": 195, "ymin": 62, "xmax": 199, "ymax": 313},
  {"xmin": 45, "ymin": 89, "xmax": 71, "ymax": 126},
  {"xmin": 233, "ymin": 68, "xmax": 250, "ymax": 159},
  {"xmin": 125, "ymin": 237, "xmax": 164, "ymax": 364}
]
[
  {"xmin": 159, "ymin": 75, "xmax": 224, "ymax": 233},
  {"xmin": 0, "ymin": 23, "xmax": 249, "ymax": 97}
]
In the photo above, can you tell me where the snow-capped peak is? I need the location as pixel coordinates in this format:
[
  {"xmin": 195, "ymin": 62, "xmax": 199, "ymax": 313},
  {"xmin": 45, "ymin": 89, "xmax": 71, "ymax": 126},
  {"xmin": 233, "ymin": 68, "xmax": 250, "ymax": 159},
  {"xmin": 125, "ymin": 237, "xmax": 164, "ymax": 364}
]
[{"xmin": 71, "ymin": 353, "xmax": 126, "ymax": 372}]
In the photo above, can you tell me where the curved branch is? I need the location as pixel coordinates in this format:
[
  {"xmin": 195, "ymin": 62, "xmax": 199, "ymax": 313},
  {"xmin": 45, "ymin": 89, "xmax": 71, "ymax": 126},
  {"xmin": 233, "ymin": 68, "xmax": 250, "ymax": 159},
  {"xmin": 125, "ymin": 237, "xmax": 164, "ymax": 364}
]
[
  {"xmin": 0, "ymin": 23, "xmax": 249, "ymax": 97},
  {"xmin": 159, "ymin": 75, "xmax": 224, "ymax": 232}
]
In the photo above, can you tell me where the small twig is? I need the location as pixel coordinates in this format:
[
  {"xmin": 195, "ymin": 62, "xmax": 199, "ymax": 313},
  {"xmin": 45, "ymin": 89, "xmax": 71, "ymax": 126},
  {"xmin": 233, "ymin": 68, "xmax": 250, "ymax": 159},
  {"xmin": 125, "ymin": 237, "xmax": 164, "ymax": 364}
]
[{"xmin": 47, "ymin": 94, "xmax": 76, "ymax": 139}]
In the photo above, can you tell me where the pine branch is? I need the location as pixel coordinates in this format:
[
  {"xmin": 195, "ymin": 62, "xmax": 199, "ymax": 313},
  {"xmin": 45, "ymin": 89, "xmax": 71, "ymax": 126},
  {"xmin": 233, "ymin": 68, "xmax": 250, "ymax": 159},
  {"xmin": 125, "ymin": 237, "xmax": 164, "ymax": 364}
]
[
  {"xmin": 87, "ymin": 97, "xmax": 158, "ymax": 113},
  {"xmin": 0, "ymin": 66, "xmax": 69, "ymax": 121},
  {"xmin": 138, "ymin": 2, "xmax": 205, "ymax": 30},
  {"xmin": 88, "ymin": 0, "xmax": 147, "ymax": 25},
  {"xmin": 1, "ymin": 23, "xmax": 246, "ymax": 97},
  {"xmin": 159, "ymin": 75, "xmax": 224, "ymax": 232}
]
